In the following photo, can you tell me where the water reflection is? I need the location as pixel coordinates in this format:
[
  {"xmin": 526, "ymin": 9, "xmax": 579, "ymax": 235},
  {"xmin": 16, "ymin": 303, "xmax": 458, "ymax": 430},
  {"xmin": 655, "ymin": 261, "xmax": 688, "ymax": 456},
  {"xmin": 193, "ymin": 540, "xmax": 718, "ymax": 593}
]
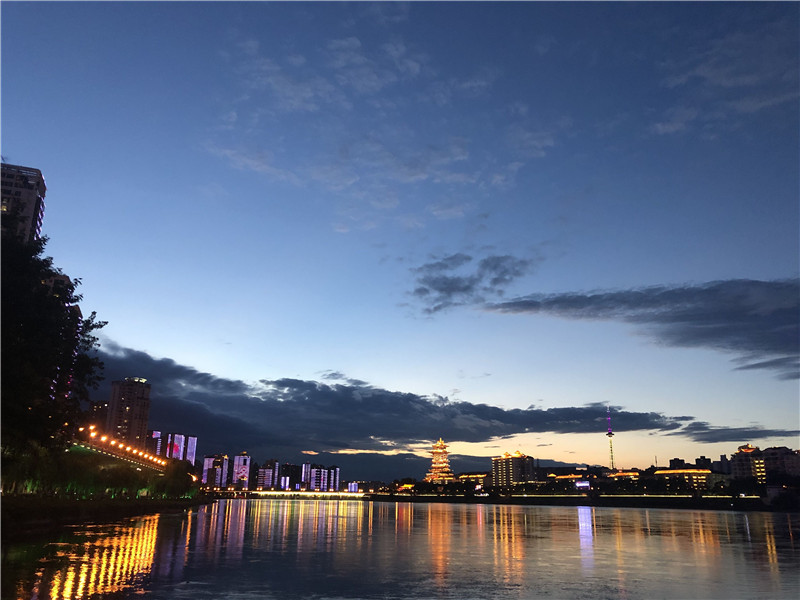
[
  {"xmin": 22, "ymin": 515, "xmax": 161, "ymax": 599},
  {"xmin": 5, "ymin": 501, "xmax": 799, "ymax": 599}
]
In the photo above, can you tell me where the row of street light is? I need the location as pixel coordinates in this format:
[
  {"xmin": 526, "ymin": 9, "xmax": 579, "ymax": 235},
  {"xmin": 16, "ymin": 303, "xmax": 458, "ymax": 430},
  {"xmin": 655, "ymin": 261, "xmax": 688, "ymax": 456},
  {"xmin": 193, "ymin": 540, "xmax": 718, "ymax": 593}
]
[{"xmin": 78, "ymin": 425, "xmax": 167, "ymax": 467}]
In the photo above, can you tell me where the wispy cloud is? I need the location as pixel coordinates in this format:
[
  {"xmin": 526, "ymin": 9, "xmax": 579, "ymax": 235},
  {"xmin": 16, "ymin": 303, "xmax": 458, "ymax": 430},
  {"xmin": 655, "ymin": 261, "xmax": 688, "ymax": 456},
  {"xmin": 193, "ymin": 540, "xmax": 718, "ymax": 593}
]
[
  {"xmin": 650, "ymin": 106, "xmax": 699, "ymax": 135},
  {"xmin": 489, "ymin": 279, "xmax": 800, "ymax": 379},
  {"xmin": 326, "ymin": 37, "xmax": 399, "ymax": 94},
  {"xmin": 655, "ymin": 17, "xmax": 798, "ymax": 133},
  {"xmin": 205, "ymin": 143, "xmax": 301, "ymax": 185}
]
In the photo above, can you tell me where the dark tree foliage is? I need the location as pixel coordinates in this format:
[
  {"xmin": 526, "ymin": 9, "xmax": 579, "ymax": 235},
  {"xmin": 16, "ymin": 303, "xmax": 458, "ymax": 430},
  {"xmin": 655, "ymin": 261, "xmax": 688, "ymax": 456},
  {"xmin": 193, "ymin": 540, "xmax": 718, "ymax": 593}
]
[{"xmin": 1, "ymin": 231, "xmax": 106, "ymax": 454}]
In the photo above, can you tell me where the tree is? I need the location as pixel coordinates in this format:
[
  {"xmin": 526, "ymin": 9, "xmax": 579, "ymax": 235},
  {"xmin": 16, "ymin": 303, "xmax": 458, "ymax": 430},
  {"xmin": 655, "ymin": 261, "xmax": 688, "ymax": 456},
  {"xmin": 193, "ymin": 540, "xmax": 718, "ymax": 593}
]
[{"xmin": 1, "ymin": 231, "xmax": 106, "ymax": 455}]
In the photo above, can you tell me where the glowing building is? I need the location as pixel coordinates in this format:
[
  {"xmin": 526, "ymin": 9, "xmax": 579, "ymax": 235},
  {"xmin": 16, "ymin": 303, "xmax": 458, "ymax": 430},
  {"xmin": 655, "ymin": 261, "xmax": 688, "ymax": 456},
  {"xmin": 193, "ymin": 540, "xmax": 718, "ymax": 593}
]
[
  {"xmin": 202, "ymin": 454, "xmax": 229, "ymax": 488},
  {"xmin": 257, "ymin": 459, "xmax": 280, "ymax": 490},
  {"xmin": 232, "ymin": 452, "xmax": 251, "ymax": 490},
  {"xmin": 106, "ymin": 378, "xmax": 151, "ymax": 445},
  {"xmin": 148, "ymin": 431, "xmax": 198, "ymax": 465},
  {"xmin": 653, "ymin": 469, "xmax": 712, "ymax": 490},
  {"xmin": 308, "ymin": 465, "xmax": 341, "ymax": 491},
  {"xmin": 424, "ymin": 438, "xmax": 456, "ymax": 483},
  {"xmin": 492, "ymin": 451, "xmax": 535, "ymax": 487},
  {"xmin": 731, "ymin": 444, "xmax": 767, "ymax": 484}
]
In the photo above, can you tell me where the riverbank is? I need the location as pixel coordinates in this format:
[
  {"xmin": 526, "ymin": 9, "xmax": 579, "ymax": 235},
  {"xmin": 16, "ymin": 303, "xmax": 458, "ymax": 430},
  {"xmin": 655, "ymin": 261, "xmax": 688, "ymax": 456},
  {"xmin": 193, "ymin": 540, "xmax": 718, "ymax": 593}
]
[{"xmin": 1, "ymin": 495, "xmax": 215, "ymax": 542}]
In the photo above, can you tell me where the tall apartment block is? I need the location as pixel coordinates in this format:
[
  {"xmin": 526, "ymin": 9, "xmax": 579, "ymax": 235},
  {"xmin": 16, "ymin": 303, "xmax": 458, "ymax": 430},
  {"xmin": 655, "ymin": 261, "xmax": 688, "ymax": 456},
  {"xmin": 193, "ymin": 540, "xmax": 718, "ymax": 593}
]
[
  {"xmin": 106, "ymin": 377, "xmax": 151, "ymax": 445},
  {"xmin": 492, "ymin": 451, "xmax": 536, "ymax": 487},
  {"xmin": 232, "ymin": 452, "xmax": 251, "ymax": 490},
  {"xmin": 1, "ymin": 163, "xmax": 47, "ymax": 243},
  {"xmin": 147, "ymin": 430, "xmax": 198, "ymax": 465},
  {"xmin": 308, "ymin": 465, "xmax": 340, "ymax": 492},
  {"xmin": 202, "ymin": 454, "xmax": 229, "ymax": 488},
  {"xmin": 730, "ymin": 444, "xmax": 767, "ymax": 484}
]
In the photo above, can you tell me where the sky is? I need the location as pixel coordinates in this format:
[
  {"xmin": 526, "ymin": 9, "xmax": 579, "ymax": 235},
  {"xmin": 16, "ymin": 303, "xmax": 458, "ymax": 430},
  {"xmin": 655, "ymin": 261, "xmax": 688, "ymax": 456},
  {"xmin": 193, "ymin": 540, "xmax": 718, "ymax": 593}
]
[{"xmin": 2, "ymin": 1, "xmax": 798, "ymax": 481}]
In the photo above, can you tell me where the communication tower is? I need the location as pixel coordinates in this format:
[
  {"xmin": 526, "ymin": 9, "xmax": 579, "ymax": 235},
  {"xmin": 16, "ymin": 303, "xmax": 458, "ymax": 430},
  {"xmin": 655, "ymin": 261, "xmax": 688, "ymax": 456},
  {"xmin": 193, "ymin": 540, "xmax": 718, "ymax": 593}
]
[{"xmin": 606, "ymin": 406, "xmax": 616, "ymax": 471}]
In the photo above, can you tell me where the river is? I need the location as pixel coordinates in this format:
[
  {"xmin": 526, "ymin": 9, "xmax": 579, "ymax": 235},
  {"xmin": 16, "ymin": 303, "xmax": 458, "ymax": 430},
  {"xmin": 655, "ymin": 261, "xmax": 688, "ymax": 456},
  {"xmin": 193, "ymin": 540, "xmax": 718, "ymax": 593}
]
[{"xmin": 4, "ymin": 499, "xmax": 799, "ymax": 599}]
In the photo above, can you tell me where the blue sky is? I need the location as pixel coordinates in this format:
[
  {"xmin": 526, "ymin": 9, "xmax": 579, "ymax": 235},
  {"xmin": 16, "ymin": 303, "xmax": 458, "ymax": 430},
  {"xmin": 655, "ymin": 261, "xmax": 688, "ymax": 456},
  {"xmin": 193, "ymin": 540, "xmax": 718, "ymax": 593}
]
[{"xmin": 3, "ymin": 2, "xmax": 798, "ymax": 480}]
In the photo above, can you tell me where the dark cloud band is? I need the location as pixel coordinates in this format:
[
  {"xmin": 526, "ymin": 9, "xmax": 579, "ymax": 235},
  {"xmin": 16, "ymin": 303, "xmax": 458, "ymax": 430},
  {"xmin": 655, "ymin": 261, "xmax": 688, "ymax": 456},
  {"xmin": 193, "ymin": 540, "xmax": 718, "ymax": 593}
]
[
  {"xmin": 91, "ymin": 341, "xmax": 798, "ymax": 480},
  {"xmin": 487, "ymin": 278, "xmax": 799, "ymax": 379}
]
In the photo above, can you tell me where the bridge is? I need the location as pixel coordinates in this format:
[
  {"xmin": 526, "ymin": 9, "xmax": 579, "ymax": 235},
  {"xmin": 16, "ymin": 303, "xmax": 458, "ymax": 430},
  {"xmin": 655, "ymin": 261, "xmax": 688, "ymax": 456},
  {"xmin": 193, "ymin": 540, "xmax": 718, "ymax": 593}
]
[{"xmin": 73, "ymin": 426, "xmax": 167, "ymax": 473}]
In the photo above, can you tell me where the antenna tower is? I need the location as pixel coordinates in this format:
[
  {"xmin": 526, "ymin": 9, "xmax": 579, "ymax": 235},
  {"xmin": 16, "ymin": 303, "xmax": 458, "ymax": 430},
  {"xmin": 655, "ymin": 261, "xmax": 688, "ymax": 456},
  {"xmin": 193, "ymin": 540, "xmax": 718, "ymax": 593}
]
[{"xmin": 606, "ymin": 406, "xmax": 616, "ymax": 471}]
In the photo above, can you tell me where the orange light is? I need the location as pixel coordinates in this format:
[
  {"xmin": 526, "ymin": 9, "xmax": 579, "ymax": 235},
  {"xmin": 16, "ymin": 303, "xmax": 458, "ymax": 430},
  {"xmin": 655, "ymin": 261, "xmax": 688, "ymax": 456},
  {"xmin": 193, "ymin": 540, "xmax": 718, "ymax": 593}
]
[
  {"xmin": 90, "ymin": 431, "xmax": 97, "ymax": 438},
  {"xmin": 100, "ymin": 436, "xmax": 107, "ymax": 442},
  {"xmin": 110, "ymin": 440, "xmax": 117, "ymax": 446},
  {"xmin": 126, "ymin": 446, "xmax": 132, "ymax": 452}
]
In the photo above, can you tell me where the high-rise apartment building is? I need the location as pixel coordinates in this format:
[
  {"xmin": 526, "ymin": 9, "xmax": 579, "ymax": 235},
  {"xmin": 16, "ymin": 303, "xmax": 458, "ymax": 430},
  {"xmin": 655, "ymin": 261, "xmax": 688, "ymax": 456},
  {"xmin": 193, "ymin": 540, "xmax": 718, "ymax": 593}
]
[
  {"xmin": 106, "ymin": 378, "xmax": 151, "ymax": 445},
  {"xmin": 307, "ymin": 464, "xmax": 341, "ymax": 492},
  {"xmin": 147, "ymin": 430, "xmax": 198, "ymax": 465},
  {"xmin": 731, "ymin": 444, "xmax": 767, "ymax": 484},
  {"xmin": 492, "ymin": 451, "xmax": 535, "ymax": 487},
  {"xmin": 1, "ymin": 163, "xmax": 47, "ymax": 243},
  {"xmin": 232, "ymin": 452, "xmax": 251, "ymax": 490},
  {"xmin": 760, "ymin": 446, "xmax": 800, "ymax": 478},
  {"xmin": 257, "ymin": 459, "xmax": 281, "ymax": 490},
  {"xmin": 202, "ymin": 454, "xmax": 229, "ymax": 488}
]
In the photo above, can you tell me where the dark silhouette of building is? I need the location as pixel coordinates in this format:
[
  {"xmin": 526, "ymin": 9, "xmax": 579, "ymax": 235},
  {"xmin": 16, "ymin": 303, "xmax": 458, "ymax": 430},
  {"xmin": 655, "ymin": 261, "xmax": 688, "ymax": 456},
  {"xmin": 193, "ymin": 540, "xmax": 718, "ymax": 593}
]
[
  {"xmin": 1, "ymin": 163, "xmax": 46, "ymax": 243},
  {"xmin": 106, "ymin": 377, "xmax": 151, "ymax": 445}
]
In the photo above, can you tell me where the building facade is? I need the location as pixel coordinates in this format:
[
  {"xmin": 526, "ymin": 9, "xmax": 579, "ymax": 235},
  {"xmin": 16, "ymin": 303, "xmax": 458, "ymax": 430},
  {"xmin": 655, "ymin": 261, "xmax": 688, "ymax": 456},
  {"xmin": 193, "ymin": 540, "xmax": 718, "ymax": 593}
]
[
  {"xmin": 653, "ymin": 469, "xmax": 712, "ymax": 490},
  {"xmin": 232, "ymin": 452, "xmax": 251, "ymax": 490},
  {"xmin": 202, "ymin": 454, "xmax": 229, "ymax": 488},
  {"xmin": 731, "ymin": 444, "xmax": 767, "ymax": 484},
  {"xmin": 492, "ymin": 451, "xmax": 535, "ymax": 487},
  {"xmin": 308, "ymin": 465, "xmax": 341, "ymax": 492},
  {"xmin": 148, "ymin": 431, "xmax": 198, "ymax": 465},
  {"xmin": 761, "ymin": 446, "xmax": 800, "ymax": 478},
  {"xmin": 106, "ymin": 378, "xmax": 151, "ymax": 445},
  {"xmin": 1, "ymin": 163, "xmax": 46, "ymax": 243}
]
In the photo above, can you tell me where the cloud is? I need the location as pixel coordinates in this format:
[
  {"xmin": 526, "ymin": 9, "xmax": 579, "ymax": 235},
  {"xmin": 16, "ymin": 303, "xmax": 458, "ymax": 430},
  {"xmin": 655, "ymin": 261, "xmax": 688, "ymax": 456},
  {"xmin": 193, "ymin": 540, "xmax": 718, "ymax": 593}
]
[
  {"xmin": 671, "ymin": 422, "xmax": 800, "ymax": 444},
  {"xmin": 650, "ymin": 106, "xmax": 699, "ymax": 135},
  {"xmin": 411, "ymin": 252, "xmax": 535, "ymax": 313},
  {"xmin": 656, "ymin": 17, "xmax": 798, "ymax": 134},
  {"xmin": 663, "ymin": 22, "xmax": 796, "ymax": 91},
  {"xmin": 91, "ymin": 342, "xmax": 798, "ymax": 481},
  {"xmin": 205, "ymin": 143, "xmax": 301, "ymax": 185},
  {"xmin": 489, "ymin": 279, "xmax": 800, "ymax": 379},
  {"xmin": 326, "ymin": 37, "xmax": 399, "ymax": 94}
]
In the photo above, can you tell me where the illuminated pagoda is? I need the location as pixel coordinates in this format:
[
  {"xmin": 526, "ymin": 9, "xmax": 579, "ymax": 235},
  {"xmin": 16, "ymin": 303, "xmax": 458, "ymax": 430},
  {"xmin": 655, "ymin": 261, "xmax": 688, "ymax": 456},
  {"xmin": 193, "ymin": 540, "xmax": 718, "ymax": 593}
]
[{"xmin": 424, "ymin": 438, "xmax": 456, "ymax": 483}]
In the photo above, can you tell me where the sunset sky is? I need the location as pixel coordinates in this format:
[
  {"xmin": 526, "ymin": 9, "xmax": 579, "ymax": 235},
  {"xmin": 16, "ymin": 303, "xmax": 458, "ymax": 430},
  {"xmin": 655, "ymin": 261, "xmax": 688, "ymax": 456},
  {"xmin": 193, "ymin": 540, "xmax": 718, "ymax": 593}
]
[{"xmin": 2, "ymin": 2, "xmax": 797, "ymax": 480}]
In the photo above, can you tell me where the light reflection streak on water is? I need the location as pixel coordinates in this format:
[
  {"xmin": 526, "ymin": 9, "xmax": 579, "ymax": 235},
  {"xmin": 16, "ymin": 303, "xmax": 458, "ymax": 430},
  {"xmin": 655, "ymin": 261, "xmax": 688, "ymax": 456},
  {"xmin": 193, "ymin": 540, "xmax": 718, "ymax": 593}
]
[
  {"xmin": 578, "ymin": 506, "xmax": 594, "ymax": 574},
  {"xmin": 10, "ymin": 501, "xmax": 800, "ymax": 599},
  {"xmin": 28, "ymin": 514, "xmax": 160, "ymax": 599}
]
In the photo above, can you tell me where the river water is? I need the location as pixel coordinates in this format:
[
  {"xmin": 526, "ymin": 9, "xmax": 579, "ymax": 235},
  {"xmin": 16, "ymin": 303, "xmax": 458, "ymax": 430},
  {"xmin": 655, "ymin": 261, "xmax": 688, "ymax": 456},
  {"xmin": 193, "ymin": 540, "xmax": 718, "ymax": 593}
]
[{"xmin": 4, "ymin": 499, "xmax": 799, "ymax": 599}]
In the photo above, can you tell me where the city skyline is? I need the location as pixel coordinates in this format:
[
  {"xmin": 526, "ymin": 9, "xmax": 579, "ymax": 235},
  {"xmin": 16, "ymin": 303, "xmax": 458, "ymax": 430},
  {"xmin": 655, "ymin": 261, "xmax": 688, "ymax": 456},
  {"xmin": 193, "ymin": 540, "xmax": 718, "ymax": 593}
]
[{"xmin": 2, "ymin": 2, "xmax": 797, "ymax": 482}]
